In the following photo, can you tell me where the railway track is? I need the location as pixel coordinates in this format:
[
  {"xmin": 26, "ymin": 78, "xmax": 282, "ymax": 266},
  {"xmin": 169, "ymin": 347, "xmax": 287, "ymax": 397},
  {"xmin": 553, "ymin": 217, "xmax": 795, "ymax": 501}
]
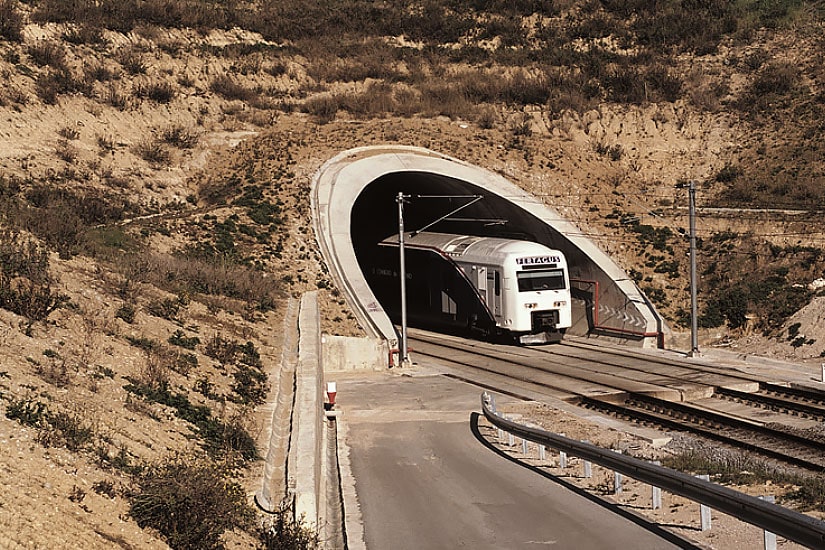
[
  {"xmin": 582, "ymin": 393, "xmax": 825, "ymax": 472},
  {"xmin": 716, "ymin": 383, "xmax": 825, "ymax": 420},
  {"xmin": 410, "ymin": 330, "xmax": 825, "ymax": 472}
]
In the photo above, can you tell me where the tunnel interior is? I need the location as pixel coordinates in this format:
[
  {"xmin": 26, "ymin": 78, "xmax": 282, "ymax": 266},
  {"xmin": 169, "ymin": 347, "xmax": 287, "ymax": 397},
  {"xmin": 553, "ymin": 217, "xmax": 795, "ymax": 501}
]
[
  {"xmin": 351, "ymin": 171, "xmax": 567, "ymax": 261},
  {"xmin": 351, "ymin": 170, "xmax": 577, "ymax": 337}
]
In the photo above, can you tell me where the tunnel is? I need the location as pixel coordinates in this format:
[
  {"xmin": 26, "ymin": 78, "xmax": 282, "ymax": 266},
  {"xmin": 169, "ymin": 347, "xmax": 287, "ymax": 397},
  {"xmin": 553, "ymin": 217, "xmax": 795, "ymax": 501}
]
[{"xmin": 312, "ymin": 146, "xmax": 666, "ymax": 363}]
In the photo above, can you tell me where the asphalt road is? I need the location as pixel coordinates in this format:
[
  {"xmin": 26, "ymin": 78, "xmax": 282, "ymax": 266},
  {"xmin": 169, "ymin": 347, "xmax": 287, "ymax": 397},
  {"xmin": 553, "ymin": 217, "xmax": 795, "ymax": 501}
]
[{"xmin": 338, "ymin": 367, "xmax": 691, "ymax": 549}]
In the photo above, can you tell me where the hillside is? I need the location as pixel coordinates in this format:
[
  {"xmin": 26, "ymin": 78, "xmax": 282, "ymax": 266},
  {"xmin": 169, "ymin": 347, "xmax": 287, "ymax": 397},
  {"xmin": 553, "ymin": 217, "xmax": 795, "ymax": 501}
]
[{"xmin": 1, "ymin": 1, "xmax": 825, "ymax": 548}]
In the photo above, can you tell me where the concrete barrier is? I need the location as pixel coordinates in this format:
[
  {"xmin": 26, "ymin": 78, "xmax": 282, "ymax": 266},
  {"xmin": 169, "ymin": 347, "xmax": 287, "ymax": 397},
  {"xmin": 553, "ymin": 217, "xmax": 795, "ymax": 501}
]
[
  {"xmin": 290, "ymin": 292, "xmax": 323, "ymax": 526},
  {"xmin": 322, "ymin": 335, "xmax": 387, "ymax": 371}
]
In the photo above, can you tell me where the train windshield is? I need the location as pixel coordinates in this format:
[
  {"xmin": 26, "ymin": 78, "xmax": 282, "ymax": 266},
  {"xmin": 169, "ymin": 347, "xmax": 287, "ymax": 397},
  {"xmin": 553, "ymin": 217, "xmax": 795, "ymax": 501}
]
[{"xmin": 517, "ymin": 269, "xmax": 566, "ymax": 292}]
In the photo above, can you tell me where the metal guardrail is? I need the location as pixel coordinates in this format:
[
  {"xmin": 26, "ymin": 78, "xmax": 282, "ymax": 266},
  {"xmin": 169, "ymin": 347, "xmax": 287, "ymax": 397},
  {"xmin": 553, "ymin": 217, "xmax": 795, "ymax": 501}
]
[{"xmin": 481, "ymin": 392, "xmax": 825, "ymax": 549}]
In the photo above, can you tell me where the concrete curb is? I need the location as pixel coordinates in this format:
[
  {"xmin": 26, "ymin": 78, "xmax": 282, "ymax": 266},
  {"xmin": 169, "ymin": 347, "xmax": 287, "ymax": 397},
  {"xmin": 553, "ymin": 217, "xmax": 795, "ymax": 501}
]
[
  {"xmin": 290, "ymin": 291, "xmax": 323, "ymax": 526},
  {"xmin": 336, "ymin": 417, "xmax": 366, "ymax": 550}
]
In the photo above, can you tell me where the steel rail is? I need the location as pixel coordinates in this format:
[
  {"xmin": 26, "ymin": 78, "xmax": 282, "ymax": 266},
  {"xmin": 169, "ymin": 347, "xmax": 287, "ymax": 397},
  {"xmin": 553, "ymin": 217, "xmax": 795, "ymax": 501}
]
[
  {"xmin": 481, "ymin": 393, "xmax": 825, "ymax": 549},
  {"xmin": 764, "ymin": 382, "xmax": 825, "ymax": 403},
  {"xmin": 716, "ymin": 386, "xmax": 825, "ymax": 420},
  {"xmin": 580, "ymin": 396, "xmax": 825, "ymax": 472}
]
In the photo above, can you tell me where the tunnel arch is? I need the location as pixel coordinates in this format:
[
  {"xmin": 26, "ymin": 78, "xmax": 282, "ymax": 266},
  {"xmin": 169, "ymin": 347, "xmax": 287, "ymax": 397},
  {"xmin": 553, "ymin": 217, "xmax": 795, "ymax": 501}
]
[{"xmin": 312, "ymin": 146, "xmax": 666, "ymax": 355}]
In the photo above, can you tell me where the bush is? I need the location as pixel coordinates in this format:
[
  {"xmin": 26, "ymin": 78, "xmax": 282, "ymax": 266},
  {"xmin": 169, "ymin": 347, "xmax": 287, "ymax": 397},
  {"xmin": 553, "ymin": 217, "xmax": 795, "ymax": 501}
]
[
  {"xmin": 210, "ymin": 75, "xmax": 258, "ymax": 102},
  {"xmin": 258, "ymin": 500, "xmax": 320, "ymax": 550},
  {"xmin": 0, "ymin": 230, "xmax": 65, "ymax": 321},
  {"xmin": 161, "ymin": 124, "xmax": 200, "ymax": 148},
  {"xmin": 134, "ymin": 80, "xmax": 177, "ymax": 103},
  {"xmin": 168, "ymin": 329, "xmax": 200, "ymax": 350},
  {"xmin": 133, "ymin": 138, "xmax": 172, "ymax": 165},
  {"xmin": 129, "ymin": 458, "xmax": 254, "ymax": 550},
  {"xmin": 0, "ymin": 0, "xmax": 24, "ymax": 41},
  {"xmin": 146, "ymin": 296, "xmax": 182, "ymax": 319}
]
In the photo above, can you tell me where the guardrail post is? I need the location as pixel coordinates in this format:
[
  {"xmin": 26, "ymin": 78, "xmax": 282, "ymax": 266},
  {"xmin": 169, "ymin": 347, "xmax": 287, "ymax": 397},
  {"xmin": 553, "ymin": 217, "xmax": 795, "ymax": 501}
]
[
  {"xmin": 522, "ymin": 438, "xmax": 529, "ymax": 455},
  {"xmin": 760, "ymin": 495, "xmax": 777, "ymax": 550},
  {"xmin": 508, "ymin": 432, "xmax": 515, "ymax": 447},
  {"xmin": 821, "ymin": 363, "xmax": 825, "ymax": 384},
  {"xmin": 651, "ymin": 461, "xmax": 662, "ymax": 510},
  {"xmin": 582, "ymin": 440, "xmax": 592, "ymax": 478},
  {"xmin": 613, "ymin": 449, "xmax": 623, "ymax": 495},
  {"xmin": 539, "ymin": 445, "xmax": 546, "ymax": 461},
  {"xmin": 497, "ymin": 427, "xmax": 504, "ymax": 440},
  {"xmin": 698, "ymin": 475, "xmax": 711, "ymax": 531},
  {"xmin": 652, "ymin": 485, "xmax": 662, "ymax": 510},
  {"xmin": 559, "ymin": 450, "xmax": 568, "ymax": 469}
]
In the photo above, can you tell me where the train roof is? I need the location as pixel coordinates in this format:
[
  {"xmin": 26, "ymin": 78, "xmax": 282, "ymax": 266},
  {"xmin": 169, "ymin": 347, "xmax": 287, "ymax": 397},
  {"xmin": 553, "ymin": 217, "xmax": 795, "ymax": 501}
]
[{"xmin": 381, "ymin": 232, "xmax": 565, "ymax": 264}]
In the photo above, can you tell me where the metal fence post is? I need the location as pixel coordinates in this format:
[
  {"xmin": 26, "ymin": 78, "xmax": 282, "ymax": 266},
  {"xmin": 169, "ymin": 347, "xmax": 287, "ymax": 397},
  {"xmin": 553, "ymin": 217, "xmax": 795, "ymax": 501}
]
[{"xmin": 761, "ymin": 495, "xmax": 777, "ymax": 550}]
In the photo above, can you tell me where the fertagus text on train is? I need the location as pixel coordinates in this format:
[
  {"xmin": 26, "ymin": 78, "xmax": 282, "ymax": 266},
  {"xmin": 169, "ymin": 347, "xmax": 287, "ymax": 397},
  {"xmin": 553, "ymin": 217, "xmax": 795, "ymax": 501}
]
[{"xmin": 516, "ymin": 255, "xmax": 562, "ymax": 265}]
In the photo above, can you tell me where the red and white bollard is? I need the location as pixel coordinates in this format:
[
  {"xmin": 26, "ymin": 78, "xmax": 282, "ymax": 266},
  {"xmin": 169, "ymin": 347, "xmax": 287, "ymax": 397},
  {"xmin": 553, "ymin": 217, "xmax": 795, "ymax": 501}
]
[{"xmin": 326, "ymin": 382, "xmax": 337, "ymax": 409}]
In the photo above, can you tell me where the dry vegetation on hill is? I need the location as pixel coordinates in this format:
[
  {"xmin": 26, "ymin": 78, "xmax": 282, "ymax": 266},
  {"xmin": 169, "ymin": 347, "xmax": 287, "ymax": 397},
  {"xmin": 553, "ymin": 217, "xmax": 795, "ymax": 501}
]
[{"xmin": 1, "ymin": 0, "xmax": 825, "ymax": 547}]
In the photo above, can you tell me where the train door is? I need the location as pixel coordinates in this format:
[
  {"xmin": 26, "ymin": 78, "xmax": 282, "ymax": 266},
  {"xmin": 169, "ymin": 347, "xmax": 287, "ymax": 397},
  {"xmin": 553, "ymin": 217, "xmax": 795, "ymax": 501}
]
[
  {"xmin": 487, "ymin": 269, "xmax": 502, "ymax": 319},
  {"xmin": 476, "ymin": 266, "xmax": 487, "ymax": 301}
]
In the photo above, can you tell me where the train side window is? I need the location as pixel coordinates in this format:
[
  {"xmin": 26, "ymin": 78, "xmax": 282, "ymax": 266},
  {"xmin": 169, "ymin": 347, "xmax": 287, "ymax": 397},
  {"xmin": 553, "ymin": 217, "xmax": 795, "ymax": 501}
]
[{"xmin": 494, "ymin": 271, "xmax": 500, "ymax": 296}]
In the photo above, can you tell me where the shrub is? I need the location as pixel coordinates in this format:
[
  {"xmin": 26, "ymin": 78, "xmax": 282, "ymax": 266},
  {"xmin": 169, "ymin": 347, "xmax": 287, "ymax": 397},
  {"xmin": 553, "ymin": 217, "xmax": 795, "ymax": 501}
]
[
  {"xmin": 230, "ymin": 364, "xmax": 267, "ymax": 405},
  {"xmin": 135, "ymin": 80, "xmax": 177, "ymax": 103},
  {"xmin": 146, "ymin": 296, "xmax": 179, "ymax": 320},
  {"xmin": 129, "ymin": 458, "xmax": 254, "ymax": 550},
  {"xmin": 28, "ymin": 41, "xmax": 67, "ymax": 69},
  {"xmin": 161, "ymin": 124, "xmax": 199, "ymax": 148},
  {"xmin": 63, "ymin": 24, "xmax": 107, "ymax": 45},
  {"xmin": 302, "ymin": 94, "xmax": 339, "ymax": 124},
  {"xmin": 0, "ymin": 230, "xmax": 65, "ymax": 321},
  {"xmin": 204, "ymin": 334, "xmax": 238, "ymax": 364},
  {"xmin": 116, "ymin": 47, "xmax": 147, "ymax": 75},
  {"xmin": 210, "ymin": 75, "xmax": 258, "ymax": 102},
  {"xmin": 124, "ymin": 380, "xmax": 258, "ymax": 461},
  {"xmin": 6, "ymin": 398, "xmax": 95, "ymax": 451},
  {"xmin": 116, "ymin": 302, "xmax": 136, "ymax": 323},
  {"xmin": 168, "ymin": 329, "xmax": 200, "ymax": 350},
  {"xmin": 0, "ymin": 0, "xmax": 24, "ymax": 42},
  {"xmin": 258, "ymin": 500, "xmax": 321, "ymax": 550},
  {"xmin": 133, "ymin": 139, "xmax": 172, "ymax": 166}
]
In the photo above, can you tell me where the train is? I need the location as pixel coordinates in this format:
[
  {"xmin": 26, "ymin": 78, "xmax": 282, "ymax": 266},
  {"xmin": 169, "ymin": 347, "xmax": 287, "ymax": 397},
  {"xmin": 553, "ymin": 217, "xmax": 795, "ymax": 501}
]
[{"xmin": 364, "ymin": 232, "xmax": 572, "ymax": 344}]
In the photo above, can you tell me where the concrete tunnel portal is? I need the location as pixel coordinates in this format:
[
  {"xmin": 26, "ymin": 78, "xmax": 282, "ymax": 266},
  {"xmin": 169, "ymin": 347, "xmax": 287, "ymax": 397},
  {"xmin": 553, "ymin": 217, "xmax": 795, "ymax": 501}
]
[{"xmin": 313, "ymin": 146, "xmax": 666, "ymax": 365}]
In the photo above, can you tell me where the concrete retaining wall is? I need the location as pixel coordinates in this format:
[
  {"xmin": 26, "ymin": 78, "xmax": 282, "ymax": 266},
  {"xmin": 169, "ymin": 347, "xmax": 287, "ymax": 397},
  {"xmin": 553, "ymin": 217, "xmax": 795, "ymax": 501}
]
[
  {"xmin": 290, "ymin": 292, "xmax": 323, "ymax": 526},
  {"xmin": 322, "ymin": 335, "xmax": 387, "ymax": 372}
]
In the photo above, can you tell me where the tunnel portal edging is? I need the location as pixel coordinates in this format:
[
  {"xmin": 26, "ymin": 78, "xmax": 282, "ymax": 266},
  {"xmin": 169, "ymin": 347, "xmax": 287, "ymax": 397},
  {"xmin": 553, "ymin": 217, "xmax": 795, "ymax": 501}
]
[{"xmin": 311, "ymin": 146, "xmax": 667, "ymax": 359}]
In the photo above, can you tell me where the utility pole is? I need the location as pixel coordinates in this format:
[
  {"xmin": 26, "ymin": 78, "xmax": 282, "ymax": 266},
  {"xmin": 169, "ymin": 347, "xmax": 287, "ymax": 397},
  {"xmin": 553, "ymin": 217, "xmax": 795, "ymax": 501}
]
[
  {"xmin": 397, "ymin": 191, "xmax": 410, "ymax": 366},
  {"xmin": 677, "ymin": 180, "xmax": 700, "ymax": 357},
  {"xmin": 394, "ymin": 193, "xmax": 502, "ymax": 367}
]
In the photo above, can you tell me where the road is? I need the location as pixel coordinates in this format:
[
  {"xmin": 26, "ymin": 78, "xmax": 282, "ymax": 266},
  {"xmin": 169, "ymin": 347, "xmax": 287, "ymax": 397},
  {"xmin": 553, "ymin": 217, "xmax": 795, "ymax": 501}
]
[{"xmin": 337, "ymin": 364, "xmax": 694, "ymax": 549}]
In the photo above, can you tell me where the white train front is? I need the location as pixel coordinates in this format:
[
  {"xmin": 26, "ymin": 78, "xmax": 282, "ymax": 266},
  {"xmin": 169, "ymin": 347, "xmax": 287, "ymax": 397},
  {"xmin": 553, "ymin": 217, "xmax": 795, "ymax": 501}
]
[{"xmin": 368, "ymin": 232, "xmax": 572, "ymax": 344}]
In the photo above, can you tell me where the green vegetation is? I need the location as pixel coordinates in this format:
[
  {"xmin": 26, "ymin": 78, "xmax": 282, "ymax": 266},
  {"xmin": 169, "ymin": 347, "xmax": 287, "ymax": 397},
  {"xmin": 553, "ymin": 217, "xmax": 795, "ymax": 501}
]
[
  {"xmin": 123, "ymin": 378, "xmax": 258, "ymax": 462},
  {"xmin": 0, "ymin": 229, "xmax": 65, "ymax": 322},
  {"xmin": 6, "ymin": 397, "xmax": 95, "ymax": 451},
  {"xmin": 664, "ymin": 446, "xmax": 825, "ymax": 512},
  {"xmin": 698, "ymin": 236, "xmax": 822, "ymax": 334},
  {"xmin": 129, "ymin": 458, "xmax": 254, "ymax": 550}
]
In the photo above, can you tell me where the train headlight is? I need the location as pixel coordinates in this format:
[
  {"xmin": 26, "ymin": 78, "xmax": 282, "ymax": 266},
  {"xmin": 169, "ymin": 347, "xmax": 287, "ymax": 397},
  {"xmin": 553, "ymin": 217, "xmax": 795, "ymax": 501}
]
[
  {"xmin": 554, "ymin": 301, "xmax": 567, "ymax": 308},
  {"xmin": 524, "ymin": 302, "xmax": 538, "ymax": 309}
]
